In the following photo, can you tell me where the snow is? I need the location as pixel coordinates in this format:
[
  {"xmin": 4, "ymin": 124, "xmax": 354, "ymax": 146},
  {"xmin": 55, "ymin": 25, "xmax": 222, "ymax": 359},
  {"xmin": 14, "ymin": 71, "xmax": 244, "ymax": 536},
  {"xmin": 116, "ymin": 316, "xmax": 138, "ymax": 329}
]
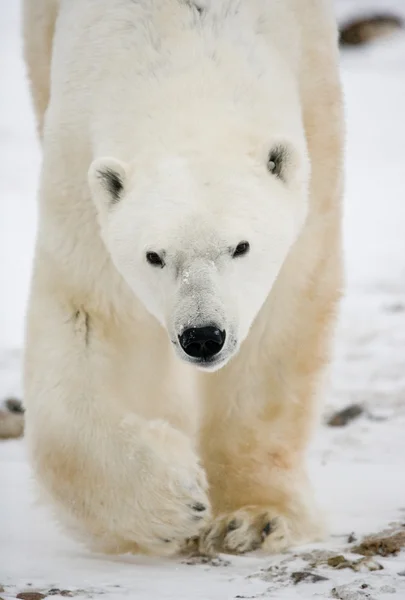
[{"xmin": 1, "ymin": 1, "xmax": 405, "ymax": 599}]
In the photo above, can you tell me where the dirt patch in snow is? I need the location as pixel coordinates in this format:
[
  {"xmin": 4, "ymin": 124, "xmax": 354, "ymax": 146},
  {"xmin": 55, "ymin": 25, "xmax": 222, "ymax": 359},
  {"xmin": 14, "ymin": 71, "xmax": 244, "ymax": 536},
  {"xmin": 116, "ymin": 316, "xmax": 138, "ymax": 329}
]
[
  {"xmin": 351, "ymin": 525, "xmax": 405, "ymax": 557},
  {"xmin": 327, "ymin": 554, "xmax": 383, "ymax": 572}
]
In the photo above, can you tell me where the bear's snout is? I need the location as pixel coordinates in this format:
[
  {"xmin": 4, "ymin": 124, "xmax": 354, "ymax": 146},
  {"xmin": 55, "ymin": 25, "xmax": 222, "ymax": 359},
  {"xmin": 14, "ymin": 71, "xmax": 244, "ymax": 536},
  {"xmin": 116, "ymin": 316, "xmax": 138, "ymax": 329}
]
[{"xmin": 178, "ymin": 326, "xmax": 226, "ymax": 362}]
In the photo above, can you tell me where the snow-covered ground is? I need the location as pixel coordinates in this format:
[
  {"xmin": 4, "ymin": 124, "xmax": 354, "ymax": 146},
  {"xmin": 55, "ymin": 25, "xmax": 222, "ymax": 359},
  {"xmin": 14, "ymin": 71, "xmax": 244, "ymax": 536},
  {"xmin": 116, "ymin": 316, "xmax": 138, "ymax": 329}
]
[{"xmin": 1, "ymin": 2, "xmax": 405, "ymax": 599}]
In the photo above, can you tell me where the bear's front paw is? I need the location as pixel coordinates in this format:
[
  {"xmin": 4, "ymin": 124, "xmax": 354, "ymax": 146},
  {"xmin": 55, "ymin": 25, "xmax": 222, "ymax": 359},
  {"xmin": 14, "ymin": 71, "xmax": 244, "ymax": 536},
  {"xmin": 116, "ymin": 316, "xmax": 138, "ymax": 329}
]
[
  {"xmin": 196, "ymin": 506, "xmax": 292, "ymax": 556},
  {"xmin": 135, "ymin": 420, "xmax": 211, "ymax": 555}
]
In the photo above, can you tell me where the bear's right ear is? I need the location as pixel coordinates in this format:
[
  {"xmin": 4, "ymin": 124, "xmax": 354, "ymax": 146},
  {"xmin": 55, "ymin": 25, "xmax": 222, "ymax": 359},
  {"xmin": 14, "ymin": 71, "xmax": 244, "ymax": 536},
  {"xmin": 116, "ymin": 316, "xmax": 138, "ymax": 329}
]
[{"xmin": 88, "ymin": 157, "xmax": 128, "ymax": 212}]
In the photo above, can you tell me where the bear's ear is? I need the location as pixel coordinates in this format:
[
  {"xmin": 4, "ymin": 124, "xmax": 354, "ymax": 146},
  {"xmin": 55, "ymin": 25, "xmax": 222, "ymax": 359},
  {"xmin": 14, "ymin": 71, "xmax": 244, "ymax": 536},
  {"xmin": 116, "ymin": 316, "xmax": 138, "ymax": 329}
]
[{"xmin": 88, "ymin": 157, "xmax": 128, "ymax": 211}]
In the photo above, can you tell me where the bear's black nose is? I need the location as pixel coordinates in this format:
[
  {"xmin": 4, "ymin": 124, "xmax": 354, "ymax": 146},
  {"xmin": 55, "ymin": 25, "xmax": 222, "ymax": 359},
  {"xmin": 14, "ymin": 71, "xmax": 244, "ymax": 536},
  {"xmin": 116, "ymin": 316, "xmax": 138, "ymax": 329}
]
[{"xmin": 179, "ymin": 326, "xmax": 226, "ymax": 361}]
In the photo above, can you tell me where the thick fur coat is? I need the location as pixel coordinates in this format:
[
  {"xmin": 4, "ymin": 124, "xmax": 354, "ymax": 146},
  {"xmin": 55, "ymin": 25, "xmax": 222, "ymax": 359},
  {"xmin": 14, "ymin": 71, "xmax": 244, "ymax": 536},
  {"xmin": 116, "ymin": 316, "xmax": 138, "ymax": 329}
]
[{"xmin": 22, "ymin": 0, "xmax": 344, "ymax": 556}]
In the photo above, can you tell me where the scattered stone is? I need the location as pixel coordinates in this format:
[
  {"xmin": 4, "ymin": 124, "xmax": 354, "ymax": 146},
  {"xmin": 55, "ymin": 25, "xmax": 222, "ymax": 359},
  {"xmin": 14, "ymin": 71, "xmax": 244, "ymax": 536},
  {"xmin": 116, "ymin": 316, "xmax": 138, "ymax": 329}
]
[
  {"xmin": 352, "ymin": 529, "xmax": 405, "ymax": 557},
  {"xmin": 5, "ymin": 397, "xmax": 25, "ymax": 414},
  {"xmin": 398, "ymin": 570, "xmax": 405, "ymax": 576},
  {"xmin": 48, "ymin": 589, "xmax": 74, "ymax": 597},
  {"xmin": 252, "ymin": 563, "xmax": 290, "ymax": 585},
  {"xmin": 328, "ymin": 555, "xmax": 348, "ymax": 568},
  {"xmin": 339, "ymin": 14, "xmax": 403, "ymax": 47},
  {"xmin": 183, "ymin": 555, "xmax": 230, "ymax": 567},
  {"xmin": 0, "ymin": 586, "xmax": 3, "ymax": 593},
  {"xmin": 291, "ymin": 571, "xmax": 328, "ymax": 585},
  {"xmin": 327, "ymin": 404, "xmax": 364, "ymax": 427},
  {"xmin": 331, "ymin": 584, "xmax": 375, "ymax": 600},
  {"xmin": 0, "ymin": 397, "xmax": 25, "ymax": 439},
  {"xmin": 348, "ymin": 532, "xmax": 357, "ymax": 544},
  {"xmin": 355, "ymin": 558, "xmax": 383, "ymax": 572},
  {"xmin": 327, "ymin": 554, "xmax": 383, "ymax": 573},
  {"xmin": 16, "ymin": 593, "xmax": 46, "ymax": 600}
]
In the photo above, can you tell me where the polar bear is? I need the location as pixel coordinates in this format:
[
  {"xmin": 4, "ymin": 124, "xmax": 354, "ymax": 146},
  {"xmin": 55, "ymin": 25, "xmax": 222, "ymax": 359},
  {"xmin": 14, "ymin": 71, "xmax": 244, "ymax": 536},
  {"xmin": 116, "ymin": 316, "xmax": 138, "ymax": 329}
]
[{"xmin": 22, "ymin": 0, "xmax": 344, "ymax": 556}]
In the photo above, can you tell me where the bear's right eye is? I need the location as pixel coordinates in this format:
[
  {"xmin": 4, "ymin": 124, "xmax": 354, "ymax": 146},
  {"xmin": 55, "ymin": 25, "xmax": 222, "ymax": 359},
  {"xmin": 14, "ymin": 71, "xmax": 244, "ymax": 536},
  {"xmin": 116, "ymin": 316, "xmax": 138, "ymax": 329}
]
[
  {"xmin": 146, "ymin": 252, "xmax": 165, "ymax": 268},
  {"xmin": 232, "ymin": 241, "xmax": 250, "ymax": 258}
]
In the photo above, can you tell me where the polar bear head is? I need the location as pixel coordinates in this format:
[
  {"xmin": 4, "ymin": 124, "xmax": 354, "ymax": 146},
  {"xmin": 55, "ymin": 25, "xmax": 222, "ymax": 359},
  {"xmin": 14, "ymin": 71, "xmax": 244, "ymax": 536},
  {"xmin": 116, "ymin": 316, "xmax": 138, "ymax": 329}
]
[
  {"xmin": 88, "ymin": 146, "xmax": 309, "ymax": 371},
  {"xmin": 88, "ymin": 105, "xmax": 310, "ymax": 371}
]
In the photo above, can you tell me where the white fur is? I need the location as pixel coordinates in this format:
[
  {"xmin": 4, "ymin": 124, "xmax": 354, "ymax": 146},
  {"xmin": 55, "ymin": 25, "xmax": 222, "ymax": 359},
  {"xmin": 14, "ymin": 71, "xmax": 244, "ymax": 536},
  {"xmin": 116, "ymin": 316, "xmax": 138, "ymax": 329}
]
[{"xmin": 23, "ymin": 0, "xmax": 344, "ymax": 556}]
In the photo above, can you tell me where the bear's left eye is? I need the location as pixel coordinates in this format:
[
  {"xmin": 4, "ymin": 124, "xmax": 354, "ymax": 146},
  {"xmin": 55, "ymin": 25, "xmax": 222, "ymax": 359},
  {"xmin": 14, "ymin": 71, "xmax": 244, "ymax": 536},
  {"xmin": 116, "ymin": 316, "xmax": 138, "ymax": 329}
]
[
  {"xmin": 232, "ymin": 241, "xmax": 250, "ymax": 258},
  {"xmin": 146, "ymin": 252, "xmax": 165, "ymax": 268}
]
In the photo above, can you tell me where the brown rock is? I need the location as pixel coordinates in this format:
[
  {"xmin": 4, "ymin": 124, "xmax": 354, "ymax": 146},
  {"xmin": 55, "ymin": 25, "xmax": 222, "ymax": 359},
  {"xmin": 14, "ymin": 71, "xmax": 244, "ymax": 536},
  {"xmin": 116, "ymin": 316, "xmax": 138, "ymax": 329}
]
[
  {"xmin": 0, "ymin": 397, "xmax": 25, "ymax": 439},
  {"xmin": 353, "ymin": 529, "xmax": 405, "ymax": 557},
  {"xmin": 339, "ymin": 14, "xmax": 403, "ymax": 47},
  {"xmin": 327, "ymin": 404, "xmax": 364, "ymax": 427},
  {"xmin": 326, "ymin": 554, "xmax": 383, "ymax": 572},
  {"xmin": 5, "ymin": 397, "xmax": 25, "ymax": 414},
  {"xmin": 16, "ymin": 593, "xmax": 46, "ymax": 600},
  {"xmin": 291, "ymin": 571, "xmax": 328, "ymax": 585},
  {"xmin": 327, "ymin": 555, "xmax": 348, "ymax": 568}
]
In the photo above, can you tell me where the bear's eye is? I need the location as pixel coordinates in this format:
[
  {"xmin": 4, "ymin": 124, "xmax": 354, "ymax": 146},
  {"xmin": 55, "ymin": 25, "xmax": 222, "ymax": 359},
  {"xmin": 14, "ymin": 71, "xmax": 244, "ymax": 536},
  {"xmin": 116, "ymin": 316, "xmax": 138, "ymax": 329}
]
[
  {"xmin": 232, "ymin": 241, "xmax": 250, "ymax": 258},
  {"xmin": 146, "ymin": 252, "xmax": 165, "ymax": 268},
  {"xmin": 267, "ymin": 146, "xmax": 286, "ymax": 179}
]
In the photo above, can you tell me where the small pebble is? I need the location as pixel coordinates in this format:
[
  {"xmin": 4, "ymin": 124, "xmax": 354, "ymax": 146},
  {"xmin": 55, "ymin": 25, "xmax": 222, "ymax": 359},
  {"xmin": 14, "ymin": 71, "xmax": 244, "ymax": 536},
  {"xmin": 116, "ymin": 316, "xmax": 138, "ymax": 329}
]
[
  {"xmin": 339, "ymin": 14, "xmax": 403, "ymax": 46},
  {"xmin": 328, "ymin": 404, "xmax": 364, "ymax": 427},
  {"xmin": 291, "ymin": 571, "xmax": 328, "ymax": 585}
]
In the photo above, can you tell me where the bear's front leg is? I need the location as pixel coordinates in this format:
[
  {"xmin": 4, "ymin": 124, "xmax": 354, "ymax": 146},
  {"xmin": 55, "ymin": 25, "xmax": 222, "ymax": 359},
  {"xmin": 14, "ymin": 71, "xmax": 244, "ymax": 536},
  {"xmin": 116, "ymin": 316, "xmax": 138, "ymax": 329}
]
[
  {"xmin": 24, "ymin": 271, "xmax": 210, "ymax": 556},
  {"xmin": 197, "ymin": 395, "xmax": 323, "ymax": 556}
]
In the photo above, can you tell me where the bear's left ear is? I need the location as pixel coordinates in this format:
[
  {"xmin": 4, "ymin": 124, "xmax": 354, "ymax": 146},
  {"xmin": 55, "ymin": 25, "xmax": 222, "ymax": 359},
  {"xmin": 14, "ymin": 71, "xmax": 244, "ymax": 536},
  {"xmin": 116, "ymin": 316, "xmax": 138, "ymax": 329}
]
[{"xmin": 88, "ymin": 157, "xmax": 128, "ymax": 212}]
